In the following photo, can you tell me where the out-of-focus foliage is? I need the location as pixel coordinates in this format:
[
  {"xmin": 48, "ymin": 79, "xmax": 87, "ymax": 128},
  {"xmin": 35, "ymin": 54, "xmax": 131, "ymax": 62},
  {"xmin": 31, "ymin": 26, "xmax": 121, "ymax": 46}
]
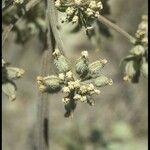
[
  {"xmin": 122, "ymin": 15, "xmax": 148, "ymax": 83},
  {"xmin": 2, "ymin": 0, "xmax": 46, "ymax": 45},
  {"xmin": 2, "ymin": 59, "xmax": 24, "ymax": 101}
]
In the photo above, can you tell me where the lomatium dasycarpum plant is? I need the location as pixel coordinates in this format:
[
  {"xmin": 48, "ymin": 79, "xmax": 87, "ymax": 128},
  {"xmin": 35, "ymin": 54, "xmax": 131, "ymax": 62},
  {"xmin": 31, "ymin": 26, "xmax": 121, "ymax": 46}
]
[
  {"xmin": 2, "ymin": 59, "xmax": 25, "ymax": 101},
  {"xmin": 122, "ymin": 15, "xmax": 148, "ymax": 83},
  {"xmin": 2, "ymin": 0, "xmax": 148, "ymax": 149},
  {"xmin": 37, "ymin": 49, "xmax": 113, "ymax": 117}
]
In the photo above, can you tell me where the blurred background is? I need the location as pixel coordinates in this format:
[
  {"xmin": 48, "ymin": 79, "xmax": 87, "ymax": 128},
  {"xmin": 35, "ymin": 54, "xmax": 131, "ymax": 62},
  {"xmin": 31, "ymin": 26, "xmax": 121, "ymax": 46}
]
[{"xmin": 2, "ymin": 0, "xmax": 148, "ymax": 150}]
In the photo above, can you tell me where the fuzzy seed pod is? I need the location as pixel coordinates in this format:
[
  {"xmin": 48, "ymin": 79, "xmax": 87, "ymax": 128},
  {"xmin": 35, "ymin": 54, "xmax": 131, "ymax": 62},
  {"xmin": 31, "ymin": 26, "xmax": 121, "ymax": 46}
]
[
  {"xmin": 141, "ymin": 62, "xmax": 148, "ymax": 78},
  {"xmin": 130, "ymin": 45, "xmax": 145, "ymax": 56},
  {"xmin": 40, "ymin": 76, "xmax": 61, "ymax": 93},
  {"xmin": 2, "ymin": 82, "xmax": 16, "ymax": 101},
  {"xmin": 75, "ymin": 57, "xmax": 89, "ymax": 77},
  {"xmin": 89, "ymin": 59, "xmax": 107, "ymax": 75},
  {"xmin": 94, "ymin": 75, "xmax": 113, "ymax": 87},
  {"xmin": 123, "ymin": 61, "xmax": 140, "ymax": 83},
  {"xmin": 54, "ymin": 55, "xmax": 71, "ymax": 73},
  {"xmin": 6, "ymin": 67, "xmax": 25, "ymax": 79}
]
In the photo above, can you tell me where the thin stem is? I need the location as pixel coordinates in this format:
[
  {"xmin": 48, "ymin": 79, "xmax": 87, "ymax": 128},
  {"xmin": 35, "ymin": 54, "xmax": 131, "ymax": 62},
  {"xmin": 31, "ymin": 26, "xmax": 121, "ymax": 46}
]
[
  {"xmin": 97, "ymin": 15, "xmax": 137, "ymax": 44},
  {"xmin": 2, "ymin": 0, "xmax": 41, "ymax": 48}
]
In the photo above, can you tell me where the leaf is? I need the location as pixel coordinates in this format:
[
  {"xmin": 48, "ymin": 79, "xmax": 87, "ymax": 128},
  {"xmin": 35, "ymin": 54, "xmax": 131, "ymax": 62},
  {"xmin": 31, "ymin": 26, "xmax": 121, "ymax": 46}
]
[{"xmin": 2, "ymin": 82, "xmax": 17, "ymax": 101}]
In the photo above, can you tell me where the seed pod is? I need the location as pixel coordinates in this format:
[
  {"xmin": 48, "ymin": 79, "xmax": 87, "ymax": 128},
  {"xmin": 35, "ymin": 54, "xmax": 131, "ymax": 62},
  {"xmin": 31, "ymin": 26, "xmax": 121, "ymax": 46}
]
[
  {"xmin": 89, "ymin": 59, "xmax": 107, "ymax": 75},
  {"xmin": 43, "ymin": 75, "xmax": 61, "ymax": 93},
  {"xmin": 54, "ymin": 55, "xmax": 71, "ymax": 73},
  {"xmin": 94, "ymin": 75, "xmax": 113, "ymax": 87},
  {"xmin": 141, "ymin": 62, "xmax": 148, "ymax": 78},
  {"xmin": 130, "ymin": 45, "xmax": 145, "ymax": 56},
  {"xmin": 7, "ymin": 67, "xmax": 25, "ymax": 79},
  {"xmin": 123, "ymin": 60, "xmax": 140, "ymax": 83},
  {"xmin": 2, "ymin": 82, "xmax": 17, "ymax": 101},
  {"xmin": 75, "ymin": 57, "xmax": 89, "ymax": 77}
]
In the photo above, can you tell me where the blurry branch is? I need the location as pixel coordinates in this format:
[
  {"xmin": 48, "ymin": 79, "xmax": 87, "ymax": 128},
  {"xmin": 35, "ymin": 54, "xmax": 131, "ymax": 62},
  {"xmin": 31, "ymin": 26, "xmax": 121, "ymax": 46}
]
[
  {"xmin": 36, "ymin": 51, "xmax": 54, "ymax": 150},
  {"xmin": 97, "ymin": 15, "xmax": 137, "ymax": 44},
  {"xmin": 2, "ymin": 0, "xmax": 41, "ymax": 48},
  {"xmin": 36, "ymin": 0, "xmax": 68, "ymax": 148},
  {"xmin": 48, "ymin": 0, "xmax": 66, "ymax": 55},
  {"xmin": 35, "ymin": 0, "xmax": 56, "ymax": 150}
]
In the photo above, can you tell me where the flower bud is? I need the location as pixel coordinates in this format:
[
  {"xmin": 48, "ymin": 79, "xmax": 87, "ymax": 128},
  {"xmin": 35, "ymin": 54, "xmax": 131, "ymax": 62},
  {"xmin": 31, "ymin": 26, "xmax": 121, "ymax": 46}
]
[
  {"xmin": 75, "ymin": 58, "xmax": 89, "ymax": 77},
  {"xmin": 7, "ymin": 67, "xmax": 25, "ymax": 79},
  {"xmin": 66, "ymin": 7, "xmax": 75, "ymax": 16},
  {"xmin": 54, "ymin": 55, "xmax": 71, "ymax": 73},
  {"xmin": 58, "ymin": 73, "xmax": 65, "ymax": 80},
  {"xmin": 89, "ymin": 1, "xmax": 97, "ymax": 9},
  {"xmin": 62, "ymin": 86, "xmax": 70, "ymax": 93},
  {"xmin": 123, "ymin": 61, "xmax": 139, "ymax": 82},
  {"xmin": 55, "ymin": 0, "xmax": 61, "ymax": 7},
  {"xmin": 130, "ymin": 45, "xmax": 145, "ymax": 56},
  {"xmin": 94, "ymin": 75, "xmax": 113, "ymax": 87},
  {"xmin": 37, "ymin": 75, "xmax": 61, "ymax": 93},
  {"xmin": 2, "ymin": 82, "xmax": 16, "ymax": 101},
  {"xmin": 89, "ymin": 59, "xmax": 107, "ymax": 75},
  {"xmin": 72, "ymin": 16, "xmax": 79, "ymax": 23}
]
